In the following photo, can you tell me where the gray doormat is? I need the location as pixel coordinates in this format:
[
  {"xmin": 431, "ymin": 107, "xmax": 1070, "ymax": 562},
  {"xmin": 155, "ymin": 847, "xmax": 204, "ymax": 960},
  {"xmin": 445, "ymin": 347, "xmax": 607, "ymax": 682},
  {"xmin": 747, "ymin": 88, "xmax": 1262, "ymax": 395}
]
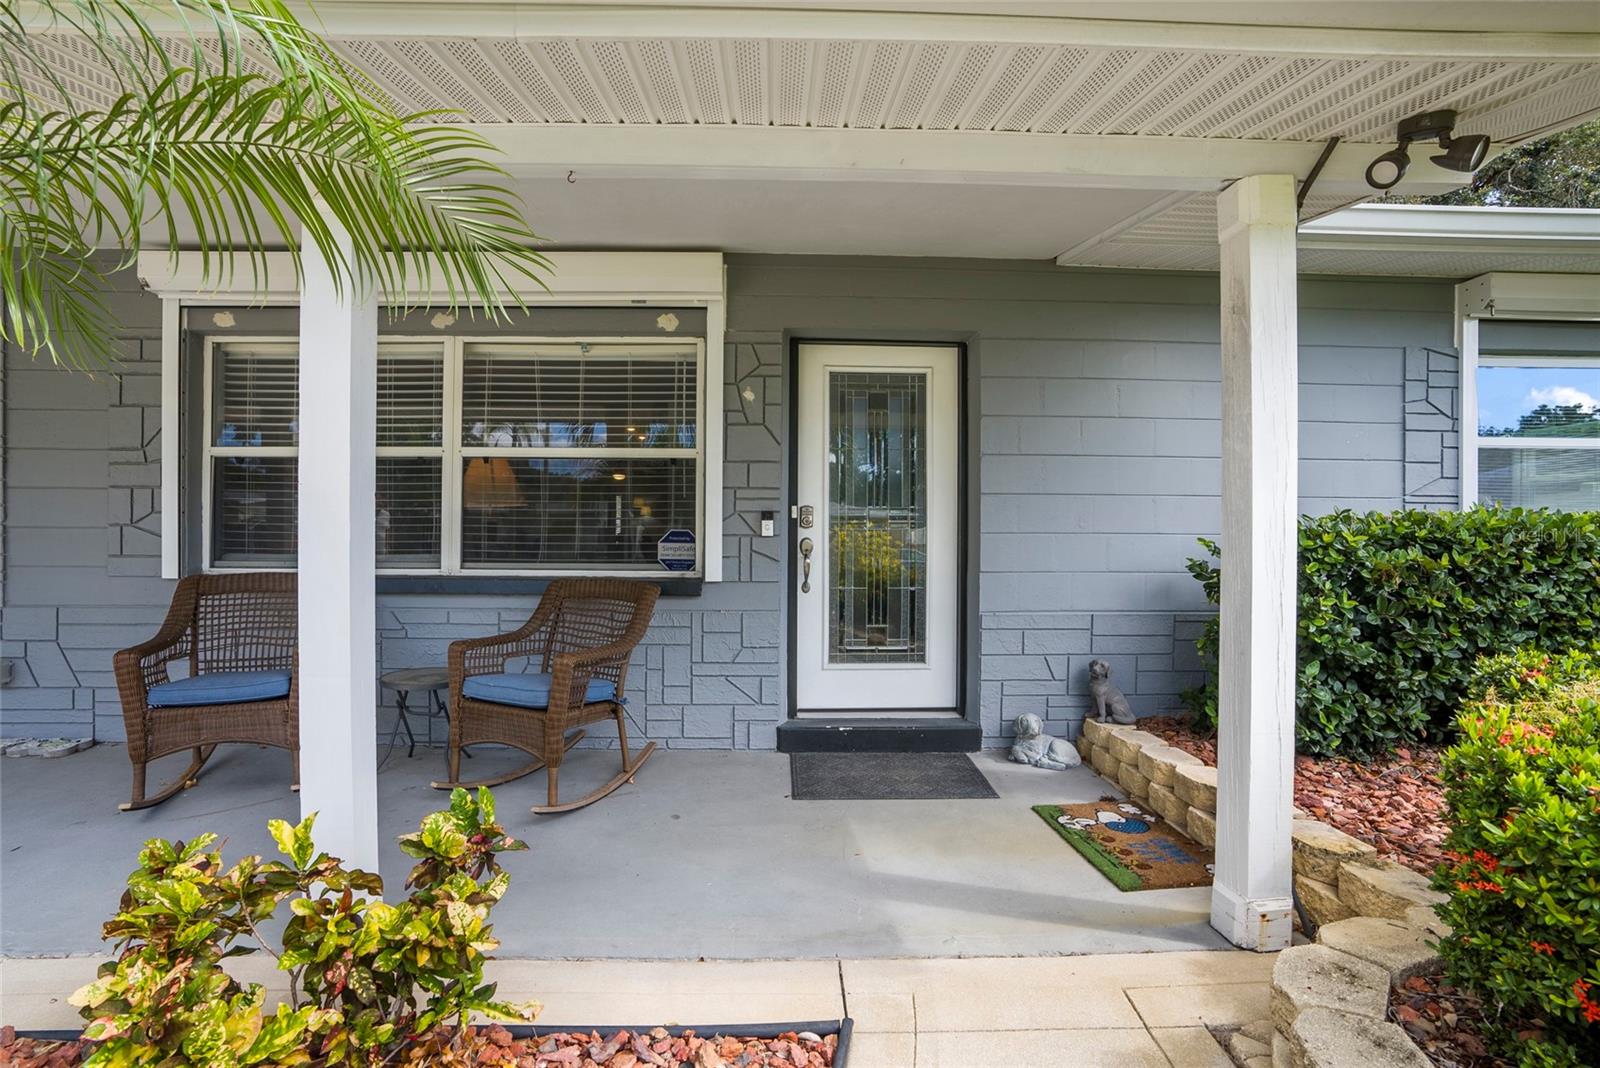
[{"xmin": 789, "ymin": 752, "xmax": 999, "ymax": 800}]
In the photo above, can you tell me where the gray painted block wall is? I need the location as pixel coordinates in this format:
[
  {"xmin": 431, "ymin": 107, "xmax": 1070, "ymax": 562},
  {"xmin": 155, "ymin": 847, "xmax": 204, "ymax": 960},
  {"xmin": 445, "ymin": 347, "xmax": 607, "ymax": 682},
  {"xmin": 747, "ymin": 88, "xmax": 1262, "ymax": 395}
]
[
  {"xmin": 725, "ymin": 257, "xmax": 1457, "ymax": 744},
  {"xmin": 2, "ymin": 257, "xmax": 1458, "ymax": 749},
  {"xmin": 2, "ymin": 265, "xmax": 169, "ymax": 740}
]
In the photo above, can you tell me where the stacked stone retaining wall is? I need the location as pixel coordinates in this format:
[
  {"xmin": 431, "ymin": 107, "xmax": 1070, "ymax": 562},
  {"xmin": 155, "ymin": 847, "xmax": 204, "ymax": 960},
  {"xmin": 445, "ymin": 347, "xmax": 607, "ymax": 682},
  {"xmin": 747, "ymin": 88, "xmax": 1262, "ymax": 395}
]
[{"xmin": 1080, "ymin": 719, "xmax": 1451, "ymax": 1068}]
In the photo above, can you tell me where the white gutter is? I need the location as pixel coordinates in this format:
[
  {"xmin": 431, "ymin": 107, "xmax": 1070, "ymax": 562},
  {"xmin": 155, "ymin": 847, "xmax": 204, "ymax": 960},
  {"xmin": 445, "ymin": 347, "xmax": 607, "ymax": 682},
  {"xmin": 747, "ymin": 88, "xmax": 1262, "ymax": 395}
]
[{"xmin": 1299, "ymin": 204, "xmax": 1600, "ymax": 255}]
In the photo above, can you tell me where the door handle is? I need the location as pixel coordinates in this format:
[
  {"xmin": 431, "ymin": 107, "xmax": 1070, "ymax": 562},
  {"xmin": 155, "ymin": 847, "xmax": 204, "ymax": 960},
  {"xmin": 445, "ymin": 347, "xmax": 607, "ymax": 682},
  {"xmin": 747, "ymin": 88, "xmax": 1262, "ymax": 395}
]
[{"xmin": 799, "ymin": 536, "xmax": 814, "ymax": 593}]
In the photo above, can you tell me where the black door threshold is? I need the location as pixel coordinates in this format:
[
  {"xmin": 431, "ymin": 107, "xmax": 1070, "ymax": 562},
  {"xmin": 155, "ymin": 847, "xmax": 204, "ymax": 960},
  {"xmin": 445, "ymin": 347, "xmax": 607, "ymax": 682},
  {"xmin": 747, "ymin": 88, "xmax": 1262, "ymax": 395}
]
[{"xmin": 777, "ymin": 718, "xmax": 981, "ymax": 753}]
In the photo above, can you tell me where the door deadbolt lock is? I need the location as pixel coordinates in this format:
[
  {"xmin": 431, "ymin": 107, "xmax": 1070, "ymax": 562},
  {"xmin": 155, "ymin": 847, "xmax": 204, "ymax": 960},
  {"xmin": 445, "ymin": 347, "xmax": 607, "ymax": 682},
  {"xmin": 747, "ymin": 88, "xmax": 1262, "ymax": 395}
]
[
  {"xmin": 798, "ymin": 504, "xmax": 814, "ymax": 529},
  {"xmin": 799, "ymin": 536, "xmax": 814, "ymax": 593}
]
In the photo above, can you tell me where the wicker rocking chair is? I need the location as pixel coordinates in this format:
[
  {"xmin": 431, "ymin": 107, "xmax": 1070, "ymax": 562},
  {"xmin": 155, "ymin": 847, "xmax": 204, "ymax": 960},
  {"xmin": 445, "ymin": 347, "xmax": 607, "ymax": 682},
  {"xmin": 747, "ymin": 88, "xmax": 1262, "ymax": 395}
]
[
  {"xmin": 436, "ymin": 579, "xmax": 659, "ymax": 814},
  {"xmin": 114, "ymin": 573, "xmax": 298, "ymax": 811}
]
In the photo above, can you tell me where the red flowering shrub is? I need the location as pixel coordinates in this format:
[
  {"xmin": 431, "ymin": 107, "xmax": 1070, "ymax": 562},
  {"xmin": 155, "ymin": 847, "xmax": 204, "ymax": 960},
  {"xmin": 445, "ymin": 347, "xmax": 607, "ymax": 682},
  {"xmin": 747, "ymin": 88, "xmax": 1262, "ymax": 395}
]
[{"xmin": 1433, "ymin": 650, "xmax": 1600, "ymax": 1068}]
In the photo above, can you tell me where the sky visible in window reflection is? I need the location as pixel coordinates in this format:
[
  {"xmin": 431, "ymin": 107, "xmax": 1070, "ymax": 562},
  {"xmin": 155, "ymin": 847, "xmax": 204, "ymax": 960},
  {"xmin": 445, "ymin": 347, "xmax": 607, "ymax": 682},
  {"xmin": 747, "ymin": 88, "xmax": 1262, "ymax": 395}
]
[{"xmin": 1477, "ymin": 363, "xmax": 1600, "ymax": 437}]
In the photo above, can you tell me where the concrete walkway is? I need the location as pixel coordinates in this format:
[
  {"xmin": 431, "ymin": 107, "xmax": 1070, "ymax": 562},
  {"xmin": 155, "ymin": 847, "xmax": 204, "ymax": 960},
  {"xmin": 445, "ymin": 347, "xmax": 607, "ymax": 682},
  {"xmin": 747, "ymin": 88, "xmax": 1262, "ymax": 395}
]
[
  {"xmin": 0, "ymin": 950, "xmax": 1269, "ymax": 1066},
  {"xmin": 1, "ymin": 745, "xmax": 1226, "ymax": 959}
]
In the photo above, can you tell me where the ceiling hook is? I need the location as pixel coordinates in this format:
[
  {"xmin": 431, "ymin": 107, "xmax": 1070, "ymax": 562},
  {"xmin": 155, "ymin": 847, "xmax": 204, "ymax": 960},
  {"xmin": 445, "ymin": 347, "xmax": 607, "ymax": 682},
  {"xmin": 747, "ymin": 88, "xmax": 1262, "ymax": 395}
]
[{"xmin": 566, "ymin": 170, "xmax": 576, "ymax": 184}]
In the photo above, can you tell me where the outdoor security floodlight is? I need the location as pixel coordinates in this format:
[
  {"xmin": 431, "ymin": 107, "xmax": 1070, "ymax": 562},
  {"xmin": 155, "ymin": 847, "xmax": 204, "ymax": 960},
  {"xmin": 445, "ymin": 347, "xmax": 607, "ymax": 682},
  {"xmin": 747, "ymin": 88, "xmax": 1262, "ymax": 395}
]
[
  {"xmin": 1365, "ymin": 147, "xmax": 1411, "ymax": 190},
  {"xmin": 1364, "ymin": 109, "xmax": 1490, "ymax": 190},
  {"xmin": 1433, "ymin": 132, "xmax": 1491, "ymax": 173}
]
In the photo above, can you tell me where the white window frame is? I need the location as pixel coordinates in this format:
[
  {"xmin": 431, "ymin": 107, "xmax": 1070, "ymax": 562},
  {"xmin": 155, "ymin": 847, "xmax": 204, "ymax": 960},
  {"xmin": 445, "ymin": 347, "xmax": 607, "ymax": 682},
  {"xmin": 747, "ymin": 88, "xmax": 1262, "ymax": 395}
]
[
  {"xmin": 201, "ymin": 335, "xmax": 300, "ymax": 571},
  {"xmin": 1456, "ymin": 279, "xmax": 1600, "ymax": 509},
  {"xmin": 375, "ymin": 337, "xmax": 452, "ymax": 573},
  {"xmin": 202, "ymin": 334, "xmax": 707, "ymax": 577},
  {"xmin": 143, "ymin": 250, "xmax": 727, "ymax": 581}
]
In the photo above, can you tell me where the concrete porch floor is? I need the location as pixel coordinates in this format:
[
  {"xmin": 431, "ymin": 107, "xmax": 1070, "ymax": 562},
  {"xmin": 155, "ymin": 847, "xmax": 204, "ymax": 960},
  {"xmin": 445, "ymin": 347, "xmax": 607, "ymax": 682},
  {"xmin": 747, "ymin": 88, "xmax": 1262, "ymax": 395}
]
[{"xmin": 0, "ymin": 742, "xmax": 1228, "ymax": 959}]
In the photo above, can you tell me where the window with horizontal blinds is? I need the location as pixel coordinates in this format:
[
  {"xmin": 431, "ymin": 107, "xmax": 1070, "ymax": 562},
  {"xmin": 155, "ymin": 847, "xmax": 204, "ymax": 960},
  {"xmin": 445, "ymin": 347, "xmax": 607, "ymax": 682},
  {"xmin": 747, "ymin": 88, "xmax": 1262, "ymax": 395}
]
[
  {"xmin": 461, "ymin": 457, "xmax": 697, "ymax": 569},
  {"xmin": 202, "ymin": 336, "xmax": 706, "ymax": 575},
  {"xmin": 461, "ymin": 342, "xmax": 698, "ymax": 450},
  {"xmin": 377, "ymin": 344, "xmax": 446, "ymax": 567},
  {"xmin": 378, "ymin": 345, "xmax": 445, "ymax": 448},
  {"xmin": 459, "ymin": 341, "xmax": 701, "ymax": 571},
  {"xmin": 211, "ymin": 455, "xmax": 298, "ymax": 564},
  {"xmin": 212, "ymin": 341, "xmax": 298, "ymax": 447},
  {"xmin": 207, "ymin": 341, "xmax": 298, "ymax": 566}
]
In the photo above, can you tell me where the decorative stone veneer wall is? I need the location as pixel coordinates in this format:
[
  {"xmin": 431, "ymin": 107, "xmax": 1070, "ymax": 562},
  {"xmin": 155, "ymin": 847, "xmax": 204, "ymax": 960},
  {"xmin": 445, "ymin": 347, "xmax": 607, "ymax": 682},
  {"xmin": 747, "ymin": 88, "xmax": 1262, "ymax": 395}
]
[
  {"xmin": 980, "ymin": 610, "xmax": 1211, "ymax": 743},
  {"xmin": 976, "ymin": 312, "xmax": 1458, "ymax": 745},
  {"xmin": 0, "ymin": 268, "xmax": 791, "ymax": 749},
  {"xmin": 1, "ymin": 262, "xmax": 168, "ymax": 742},
  {"xmin": 1402, "ymin": 346, "xmax": 1461, "ymax": 510}
]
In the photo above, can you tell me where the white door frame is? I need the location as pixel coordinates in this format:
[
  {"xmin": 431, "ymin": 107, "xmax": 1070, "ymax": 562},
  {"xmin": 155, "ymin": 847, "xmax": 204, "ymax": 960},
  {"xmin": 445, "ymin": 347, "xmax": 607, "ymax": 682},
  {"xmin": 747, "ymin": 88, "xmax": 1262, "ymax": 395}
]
[{"xmin": 790, "ymin": 341, "xmax": 963, "ymax": 715}]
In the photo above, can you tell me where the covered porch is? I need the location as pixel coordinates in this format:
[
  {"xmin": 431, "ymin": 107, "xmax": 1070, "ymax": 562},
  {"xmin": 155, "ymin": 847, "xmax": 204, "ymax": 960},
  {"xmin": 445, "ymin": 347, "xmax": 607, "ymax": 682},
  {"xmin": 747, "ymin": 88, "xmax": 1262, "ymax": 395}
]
[
  {"xmin": 6, "ymin": 0, "xmax": 1600, "ymax": 966},
  {"xmin": 0, "ymin": 742, "xmax": 1224, "ymax": 960}
]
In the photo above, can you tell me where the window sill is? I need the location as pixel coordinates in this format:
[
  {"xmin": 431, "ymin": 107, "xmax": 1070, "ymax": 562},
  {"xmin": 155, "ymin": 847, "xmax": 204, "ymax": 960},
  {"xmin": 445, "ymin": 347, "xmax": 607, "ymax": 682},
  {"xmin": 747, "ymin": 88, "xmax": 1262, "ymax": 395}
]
[{"xmin": 374, "ymin": 575, "xmax": 704, "ymax": 597}]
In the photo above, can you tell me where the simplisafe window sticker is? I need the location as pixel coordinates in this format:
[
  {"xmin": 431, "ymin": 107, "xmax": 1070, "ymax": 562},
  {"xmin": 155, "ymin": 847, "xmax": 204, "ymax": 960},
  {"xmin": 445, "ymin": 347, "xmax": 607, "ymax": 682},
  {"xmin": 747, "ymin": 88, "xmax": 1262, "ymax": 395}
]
[{"xmin": 657, "ymin": 529, "xmax": 696, "ymax": 571}]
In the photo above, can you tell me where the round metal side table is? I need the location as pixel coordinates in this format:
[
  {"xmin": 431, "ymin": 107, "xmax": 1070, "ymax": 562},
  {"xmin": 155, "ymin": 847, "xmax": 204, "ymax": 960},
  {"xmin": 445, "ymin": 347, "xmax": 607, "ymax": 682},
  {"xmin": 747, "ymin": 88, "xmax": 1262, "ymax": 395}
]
[{"xmin": 379, "ymin": 667, "xmax": 467, "ymax": 761}]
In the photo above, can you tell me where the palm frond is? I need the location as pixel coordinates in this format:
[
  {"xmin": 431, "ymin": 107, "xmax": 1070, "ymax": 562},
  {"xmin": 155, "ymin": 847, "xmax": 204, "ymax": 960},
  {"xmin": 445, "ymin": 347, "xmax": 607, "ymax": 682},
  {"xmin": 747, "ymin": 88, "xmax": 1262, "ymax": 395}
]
[{"xmin": 1, "ymin": 0, "xmax": 549, "ymax": 371}]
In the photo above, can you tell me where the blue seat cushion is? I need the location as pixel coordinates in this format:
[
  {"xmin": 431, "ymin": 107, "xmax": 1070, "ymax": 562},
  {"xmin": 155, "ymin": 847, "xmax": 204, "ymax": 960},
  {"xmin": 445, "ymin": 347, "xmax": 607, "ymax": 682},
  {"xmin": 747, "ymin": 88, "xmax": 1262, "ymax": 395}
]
[
  {"xmin": 147, "ymin": 669, "xmax": 292, "ymax": 708},
  {"xmin": 462, "ymin": 671, "xmax": 619, "ymax": 709}
]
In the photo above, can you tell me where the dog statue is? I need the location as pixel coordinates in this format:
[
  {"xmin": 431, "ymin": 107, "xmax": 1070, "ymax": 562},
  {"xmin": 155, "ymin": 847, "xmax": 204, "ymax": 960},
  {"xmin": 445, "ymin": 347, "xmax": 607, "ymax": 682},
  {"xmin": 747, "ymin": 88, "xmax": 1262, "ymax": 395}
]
[
  {"xmin": 1088, "ymin": 659, "xmax": 1137, "ymax": 724},
  {"xmin": 1008, "ymin": 713, "xmax": 1081, "ymax": 770}
]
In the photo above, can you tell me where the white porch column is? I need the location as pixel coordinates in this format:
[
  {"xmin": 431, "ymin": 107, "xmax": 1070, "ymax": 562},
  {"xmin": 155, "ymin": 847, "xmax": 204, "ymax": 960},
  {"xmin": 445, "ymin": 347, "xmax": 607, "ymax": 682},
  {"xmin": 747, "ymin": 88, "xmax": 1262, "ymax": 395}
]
[
  {"xmin": 1210, "ymin": 174, "xmax": 1298, "ymax": 951},
  {"xmin": 297, "ymin": 214, "xmax": 380, "ymax": 872}
]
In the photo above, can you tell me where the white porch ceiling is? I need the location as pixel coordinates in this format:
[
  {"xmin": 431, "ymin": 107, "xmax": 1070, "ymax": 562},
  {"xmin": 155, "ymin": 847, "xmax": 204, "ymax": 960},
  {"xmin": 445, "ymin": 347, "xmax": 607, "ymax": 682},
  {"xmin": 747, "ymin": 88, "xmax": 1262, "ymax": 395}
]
[
  {"xmin": 335, "ymin": 38, "xmax": 1595, "ymax": 148},
  {"xmin": 500, "ymin": 177, "xmax": 1600, "ymax": 281},
  {"xmin": 23, "ymin": 1, "xmax": 1600, "ymax": 271},
  {"xmin": 31, "ymin": 22, "xmax": 1597, "ymax": 145},
  {"xmin": 511, "ymin": 175, "xmax": 1174, "ymax": 259}
]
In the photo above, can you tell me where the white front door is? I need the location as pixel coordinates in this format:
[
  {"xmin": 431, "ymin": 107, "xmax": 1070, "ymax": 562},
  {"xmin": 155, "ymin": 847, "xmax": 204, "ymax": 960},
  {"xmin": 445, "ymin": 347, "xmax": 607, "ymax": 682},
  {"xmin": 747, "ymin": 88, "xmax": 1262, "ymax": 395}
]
[{"xmin": 795, "ymin": 343, "xmax": 960, "ymax": 712}]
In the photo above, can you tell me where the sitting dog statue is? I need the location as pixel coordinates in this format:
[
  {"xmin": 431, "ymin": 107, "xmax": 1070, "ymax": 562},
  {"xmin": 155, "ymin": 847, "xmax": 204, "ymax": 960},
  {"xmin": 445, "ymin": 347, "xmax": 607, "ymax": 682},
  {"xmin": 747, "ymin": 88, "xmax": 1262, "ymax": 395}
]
[
  {"xmin": 1088, "ymin": 658, "xmax": 1137, "ymax": 724},
  {"xmin": 1008, "ymin": 713, "xmax": 1081, "ymax": 770}
]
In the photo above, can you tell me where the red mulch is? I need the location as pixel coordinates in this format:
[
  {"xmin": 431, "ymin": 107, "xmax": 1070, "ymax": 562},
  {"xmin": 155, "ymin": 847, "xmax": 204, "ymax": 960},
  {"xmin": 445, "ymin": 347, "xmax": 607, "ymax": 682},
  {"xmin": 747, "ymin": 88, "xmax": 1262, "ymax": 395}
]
[
  {"xmin": 0, "ymin": 1026, "xmax": 87, "ymax": 1068},
  {"xmin": 1391, "ymin": 974, "xmax": 1514, "ymax": 1068},
  {"xmin": 1138, "ymin": 716, "xmax": 1448, "ymax": 875},
  {"xmin": 0, "ymin": 1025, "xmax": 837, "ymax": 1068}
]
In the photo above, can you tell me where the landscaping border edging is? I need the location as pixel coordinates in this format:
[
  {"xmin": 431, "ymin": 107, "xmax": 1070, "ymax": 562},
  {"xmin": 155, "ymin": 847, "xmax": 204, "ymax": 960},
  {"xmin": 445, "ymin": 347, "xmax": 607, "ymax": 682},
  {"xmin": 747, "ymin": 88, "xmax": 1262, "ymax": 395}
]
[
  {"xmin": 1080, "ymin": 719, "xmax": 1446, "ymax": 928},
  {"xmin": 13, "ymin": 1020, "xmax": 855, "ymax": 1067}
]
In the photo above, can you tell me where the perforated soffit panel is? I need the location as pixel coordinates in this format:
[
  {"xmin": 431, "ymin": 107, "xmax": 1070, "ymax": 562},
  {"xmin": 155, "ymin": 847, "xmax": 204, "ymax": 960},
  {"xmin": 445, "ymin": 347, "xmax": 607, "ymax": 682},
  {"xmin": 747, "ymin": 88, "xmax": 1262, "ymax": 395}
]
[
  {"xmin": 24, "ymin": 33, "xmax": 1600, "ymax": 144},
  {"xmin": 304, "ymin": 38, "xmax": 1600, "ymax": 145}
]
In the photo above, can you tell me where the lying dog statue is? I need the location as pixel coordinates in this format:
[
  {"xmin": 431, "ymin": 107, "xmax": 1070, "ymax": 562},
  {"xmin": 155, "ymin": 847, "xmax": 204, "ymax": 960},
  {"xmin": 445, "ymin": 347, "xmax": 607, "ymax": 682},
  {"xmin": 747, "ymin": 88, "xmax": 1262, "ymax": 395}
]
[{"xmin": 1008, "ymin": 713, "xmax": 1081, "ymax": 770}]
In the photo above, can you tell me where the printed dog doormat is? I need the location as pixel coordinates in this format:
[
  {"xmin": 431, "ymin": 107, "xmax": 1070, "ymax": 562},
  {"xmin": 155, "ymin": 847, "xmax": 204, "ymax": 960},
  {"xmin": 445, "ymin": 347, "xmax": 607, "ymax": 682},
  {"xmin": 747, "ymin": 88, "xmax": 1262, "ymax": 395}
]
[{"xmin": 1032, "ymin": 801, "xmax": 1213, "ymax": 891}]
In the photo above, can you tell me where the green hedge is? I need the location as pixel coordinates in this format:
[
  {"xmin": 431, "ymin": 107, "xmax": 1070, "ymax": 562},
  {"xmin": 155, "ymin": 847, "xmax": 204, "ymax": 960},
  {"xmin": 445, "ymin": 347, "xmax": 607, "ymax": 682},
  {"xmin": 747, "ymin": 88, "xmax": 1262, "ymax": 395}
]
[
  {"xmin": 1431, "ymin": 651, "xmax": 1600, "ymax": 1067},
  {"xmin": 1182, "ymin": 507, "xmax": 1600, "ymax": 756}
]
